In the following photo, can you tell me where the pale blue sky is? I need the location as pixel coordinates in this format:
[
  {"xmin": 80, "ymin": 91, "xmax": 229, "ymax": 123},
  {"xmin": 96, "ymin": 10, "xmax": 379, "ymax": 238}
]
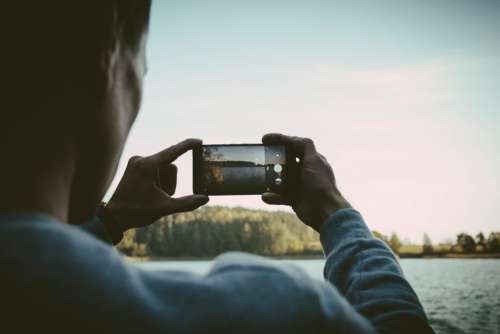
[{"xmin": 109, "ymin": 0, "xmax": 500, "ymax": 243}]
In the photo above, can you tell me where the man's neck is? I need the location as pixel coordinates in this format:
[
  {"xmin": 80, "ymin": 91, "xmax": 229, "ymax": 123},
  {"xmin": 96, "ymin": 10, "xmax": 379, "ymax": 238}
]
[{"xmin": 0, "ymin": 142, "xmax": 75, "ymax": 223}]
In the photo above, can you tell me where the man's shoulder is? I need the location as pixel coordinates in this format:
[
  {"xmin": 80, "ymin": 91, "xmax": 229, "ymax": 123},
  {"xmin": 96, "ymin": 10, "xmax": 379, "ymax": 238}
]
[
  {"xmin": 0, "ymin": 213, "xmax": 120, "ymax": 275},
  {"xmin": 206, "ymin": 252, "xmax": 327, "ymax": 311},
  {"xmin": 210, "ymin": 251, "xmax": 313, "ymax": 283},
  {"xmin": 0, "ymin": 213, "xmax": 109, "ymax": 247}
]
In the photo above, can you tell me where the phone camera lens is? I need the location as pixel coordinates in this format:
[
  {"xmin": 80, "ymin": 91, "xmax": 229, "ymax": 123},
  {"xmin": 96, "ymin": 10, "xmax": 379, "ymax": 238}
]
[{"xmin": 273, "ymin": 164, "xmax": 283, "ymax": 173}]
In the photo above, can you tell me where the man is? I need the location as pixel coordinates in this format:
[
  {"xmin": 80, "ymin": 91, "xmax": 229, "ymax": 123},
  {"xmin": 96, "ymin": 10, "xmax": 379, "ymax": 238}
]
[{"xmin": 1, "ymin": 1, "xmax": 434, "ymax": 333}]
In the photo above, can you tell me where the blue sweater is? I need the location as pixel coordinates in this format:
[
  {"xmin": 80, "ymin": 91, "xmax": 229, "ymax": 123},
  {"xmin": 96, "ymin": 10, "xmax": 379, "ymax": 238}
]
[{"xmin": 0, "ymin": 209, "xmax": 433, "ymax": 333}]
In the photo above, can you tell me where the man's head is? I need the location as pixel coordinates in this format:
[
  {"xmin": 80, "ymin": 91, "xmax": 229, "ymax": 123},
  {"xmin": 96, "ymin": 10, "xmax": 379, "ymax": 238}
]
[{"xmin": 3, "ymin": 1, "xmax": 151, "ymax": 223}]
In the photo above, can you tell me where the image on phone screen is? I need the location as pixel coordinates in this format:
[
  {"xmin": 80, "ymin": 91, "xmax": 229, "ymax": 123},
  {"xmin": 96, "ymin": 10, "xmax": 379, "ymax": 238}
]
[{"xmin": 193, "ymin": 144, "xmax": 287, "ymax": 195}]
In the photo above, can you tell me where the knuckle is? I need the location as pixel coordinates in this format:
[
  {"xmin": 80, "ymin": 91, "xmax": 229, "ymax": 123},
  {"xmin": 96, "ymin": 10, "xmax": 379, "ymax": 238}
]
[
  {"xmin": 318, "ymin": 153, "xmax": 329, "ymax": 164},
  {"xmin": 128, "ymin": 155, "xmax": 142, "ymax": 165},
  {"xmin": 316, "ymin": 182, "xmax": 334, "ymax": 196},
  {"xmin": 308, "ymin": 155, "xmax": 323, "ymax": 165},
  {"xmin": 128, "ymin": 155, "xmax": 145, "ymax": 170},
  {"xmin": 303, "ymin": 137, "xmax": 314, "ymax": 145}
]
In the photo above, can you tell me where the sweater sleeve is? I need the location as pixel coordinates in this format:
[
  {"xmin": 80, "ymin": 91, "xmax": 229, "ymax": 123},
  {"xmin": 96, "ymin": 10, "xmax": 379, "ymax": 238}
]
[
  {"xmin": 320, "ymin": 208, "xmax": 435, "ymax": 334},
  {"xmin": 77, "ymin": 215, "xmax": 123, "ymax": 245}
]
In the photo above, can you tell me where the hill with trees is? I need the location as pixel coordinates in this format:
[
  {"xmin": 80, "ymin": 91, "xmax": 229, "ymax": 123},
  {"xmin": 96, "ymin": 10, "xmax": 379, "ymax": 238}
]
[
  {"xmin": 118, "ymin": 206, "xmax": 321, "ymax": 257},
  {"xmin": 117, "ymin": 206, "xmax": 500, "ymax": 258}
]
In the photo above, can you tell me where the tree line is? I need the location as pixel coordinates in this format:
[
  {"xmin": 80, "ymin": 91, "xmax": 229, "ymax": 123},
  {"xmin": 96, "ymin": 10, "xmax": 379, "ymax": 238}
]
[
  {"xmin": 117, "ymin": 206, "xmax": 500, "ymax": 257},
  {"xmin": 118, "ymin": 206, "xmax": 321, "ymax": 257},
  {"xmin": 372, "ymin": 231, "xmax": 500, "ymax": 256}
]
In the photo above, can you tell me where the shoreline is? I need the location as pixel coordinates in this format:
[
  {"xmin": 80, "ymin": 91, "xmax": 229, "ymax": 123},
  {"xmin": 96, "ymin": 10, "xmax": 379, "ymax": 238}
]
[
  {"xmin": 399, "ymin": 253, "xmax": 500, "ymax": 259},
  {"xmin": 126, "ymin": 253, "xmax": 500, "ymax": 262},
  {"xmin": 126, "ymin": 254, "xmax": 326, "ymax": 262}
]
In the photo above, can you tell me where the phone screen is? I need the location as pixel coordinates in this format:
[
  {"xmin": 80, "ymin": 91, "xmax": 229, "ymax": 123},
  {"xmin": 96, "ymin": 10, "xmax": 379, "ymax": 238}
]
[{"xmin": 193, "ymin": 144, "xmax": 288, "ymax": 195}]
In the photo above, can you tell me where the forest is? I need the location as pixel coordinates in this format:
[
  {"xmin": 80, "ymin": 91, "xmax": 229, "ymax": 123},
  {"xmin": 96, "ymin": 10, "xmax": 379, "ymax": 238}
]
[
  {"xmin": 117, "ymin": 206, "xmax": 500, "ymax": 258},
  {"xmin": 118, "ymin": 206, "xmax": 321, "ymax": 257}
]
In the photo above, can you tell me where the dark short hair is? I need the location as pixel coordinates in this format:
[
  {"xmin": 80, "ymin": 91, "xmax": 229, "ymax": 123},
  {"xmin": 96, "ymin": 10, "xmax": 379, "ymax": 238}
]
[{"xmin": 3, "ymin": 1, "xmax": 151, "ymax": 134}]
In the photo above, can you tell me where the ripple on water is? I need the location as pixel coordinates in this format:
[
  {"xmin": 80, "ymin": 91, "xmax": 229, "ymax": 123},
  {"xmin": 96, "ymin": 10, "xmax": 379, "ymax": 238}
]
[
  {"xmin": 429, "ymin": 317, "xmax": 466, "ymax": 334},
  {"xmin": 401, "ymin": 259, "xmax": 500, "ymax": 334}
]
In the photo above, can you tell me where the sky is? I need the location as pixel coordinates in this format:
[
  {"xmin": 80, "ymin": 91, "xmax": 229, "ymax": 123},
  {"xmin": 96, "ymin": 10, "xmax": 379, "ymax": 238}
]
[{"xmin": 108, "ymin": 0, "xmax": 500, "ymax": 243}]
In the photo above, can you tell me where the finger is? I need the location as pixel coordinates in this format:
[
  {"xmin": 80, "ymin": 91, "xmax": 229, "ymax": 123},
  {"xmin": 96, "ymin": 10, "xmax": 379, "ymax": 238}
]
[
  {"xmin": 317, "ymin": 153, "xmax": 334, "ymax": 174},
  {"xmin": 318, "ymin": 153, "xmax": 328, "ymax": 163},
  {"xmin": 158, "ymin": 164, "xmax": 177, "ymax": 196},
  {"xmin": 262, "ymin": 133, "xmax": 316, "ymax": 158},
  {"xmin": 168, "ymin": 195, "xmax": 209, "ymax": 214},
  {"xmin": 261, "ymin": 192, "xmax": 290, "ymax": 206},
  {"xmin": 142, "ymin": 138, "xmax": 202, "ymax": 168}
]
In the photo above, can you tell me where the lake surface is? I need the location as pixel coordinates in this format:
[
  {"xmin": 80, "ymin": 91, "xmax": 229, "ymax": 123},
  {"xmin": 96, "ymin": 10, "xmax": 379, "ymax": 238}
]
[{"xmin": 133, "ymin": 258, "xmax": 500, "ymax": 334}]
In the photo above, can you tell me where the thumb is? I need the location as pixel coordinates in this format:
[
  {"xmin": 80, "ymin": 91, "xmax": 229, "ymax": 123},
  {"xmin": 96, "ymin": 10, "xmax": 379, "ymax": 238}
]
[
  {"xmin": 262, "ymin": 192, "xmax": 289, "ymax": 206},
  {"xmin": 168, "ymin": 195, "xmax": 209, "ymax": 214}
]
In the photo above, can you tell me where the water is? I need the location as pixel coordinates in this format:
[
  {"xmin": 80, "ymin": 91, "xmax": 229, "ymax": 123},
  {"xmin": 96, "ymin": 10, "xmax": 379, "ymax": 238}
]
[{"xmin": 133, "ymin": 258, "xmax": 500, "ymax": 334}]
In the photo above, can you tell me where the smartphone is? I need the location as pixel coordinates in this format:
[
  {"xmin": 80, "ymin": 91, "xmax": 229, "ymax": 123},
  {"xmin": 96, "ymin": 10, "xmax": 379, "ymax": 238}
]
[{"xmin": 193, "ymin": 144, "xmax": 295, "ymax": 195}]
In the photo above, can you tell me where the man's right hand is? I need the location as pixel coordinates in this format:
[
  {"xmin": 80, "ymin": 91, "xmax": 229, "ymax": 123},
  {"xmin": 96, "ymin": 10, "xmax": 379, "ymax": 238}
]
[
  {"xmin": 103, "ymin": 139, "xmax": 209, "ymax": 233},
  {"xmin": 261, "ymin": 133, "xmax": 351, "ymax": 232}
]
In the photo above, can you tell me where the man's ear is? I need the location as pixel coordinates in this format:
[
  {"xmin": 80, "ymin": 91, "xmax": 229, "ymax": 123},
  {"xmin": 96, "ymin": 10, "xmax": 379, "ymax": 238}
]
[{"xmin": 100, "ymin": 39, "xmax": 121, "ymax": 91}]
